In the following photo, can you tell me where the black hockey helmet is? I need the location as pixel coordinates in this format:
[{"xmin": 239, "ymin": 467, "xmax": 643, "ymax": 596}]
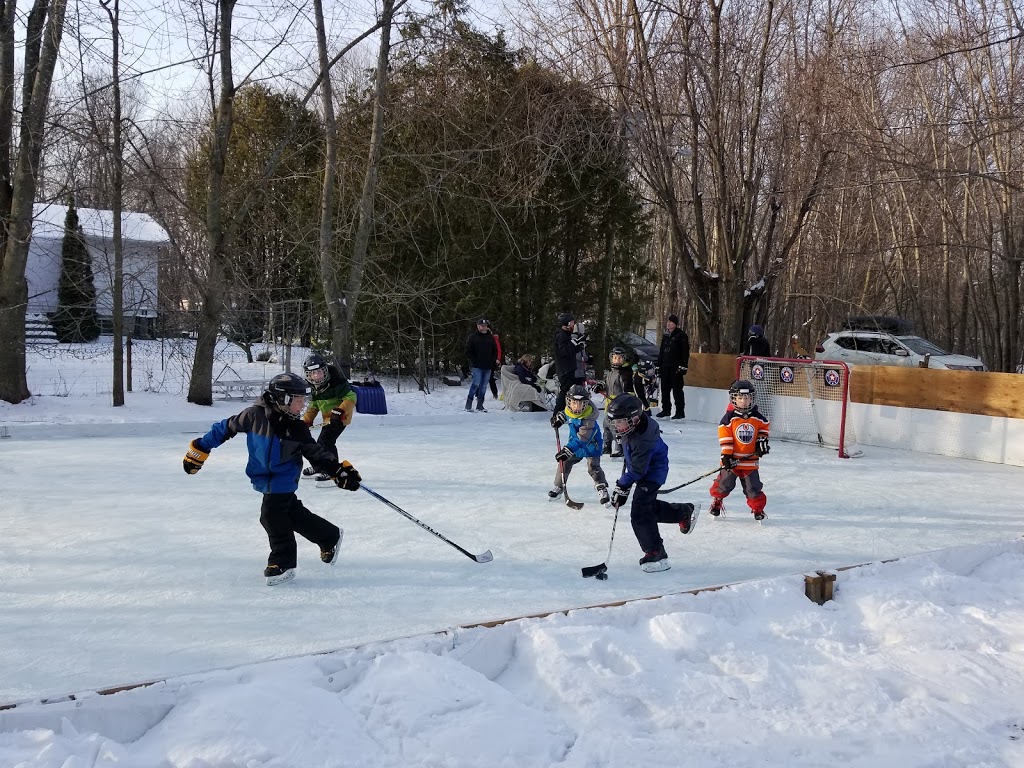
[
  {"xmin": 607, "ymin": 393, "xmax": 644, "ymax": 437},
  {"xmin": 609, "ymin": 346, "xmax": 630, "ymax": 367},
  {"xmin": 557, "ymin": 312, "xmax": 575, "ymax": 327},
  {"xmin": 303, "ymin": 352, "xmax": 330, "ymax": 386},
  {"xmin": 267, "ymin": 372, "xmax": 310, "ymax": 417},
  {"xmin": 567, "ymin": 384, "xmax": 590, "ymax": 415},
  {"xmin": 729, "ymin": 379, "xmax": 756, "ymax": 416}
]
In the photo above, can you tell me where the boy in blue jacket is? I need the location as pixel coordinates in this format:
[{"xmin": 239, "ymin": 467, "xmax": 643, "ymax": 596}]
[
  {"xmin": 182, "ymin": 372, "xmax": 362, "ymax": 585},
  {"xmin": 550, "ymin": 384, "xmax": 610, "ymax": 505},
  {"xmin": 607, "ymin": 393, "xmax": 699, "ymax": 572}
]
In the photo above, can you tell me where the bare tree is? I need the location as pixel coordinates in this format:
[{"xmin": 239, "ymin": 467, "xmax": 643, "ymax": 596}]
[{"xmin": 0, "ymin": 0, "xmax": 68, "ymax": 403}]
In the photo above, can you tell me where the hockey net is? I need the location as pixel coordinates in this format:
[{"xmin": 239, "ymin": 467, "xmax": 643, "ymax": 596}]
[{"xmin": 736, "ymin": 356, "xmax": 861, "ymax": 458}]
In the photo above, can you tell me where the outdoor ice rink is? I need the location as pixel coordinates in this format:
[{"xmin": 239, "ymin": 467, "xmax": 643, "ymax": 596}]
[{"xmin": 3, "ymin": 409, "xmax": 1023, "ymax": 705}]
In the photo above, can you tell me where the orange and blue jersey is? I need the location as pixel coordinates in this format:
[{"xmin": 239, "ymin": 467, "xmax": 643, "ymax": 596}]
[{"xmin": 718, "ymin": 407, "xmax": 770, "ymax": 473}]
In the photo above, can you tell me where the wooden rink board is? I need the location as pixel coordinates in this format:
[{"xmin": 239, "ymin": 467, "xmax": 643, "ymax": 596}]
[{"xmin": 687, "ymin": 353, "xmax": 1024, "ymax": 420}]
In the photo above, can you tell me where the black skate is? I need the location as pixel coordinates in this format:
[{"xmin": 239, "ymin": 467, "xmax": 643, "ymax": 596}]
[
  {"xmin": 596, "ymin": 484, "xmax": 610, "ymax": 506},
  {"xmin": 709, "ymin": 498, "xmax": 724, "ymax": 517},
  {"xmin": 302, "ymin": 466, "xmax": 318, "ymax": 479},
  {"xmin": 753, "ymin": 511, "xmax": 766, "ymax": 522},
  {"xmin": 320, "ymin": 530, "xmax": 344, "ymax": 565},
  {"xmin": 264, "ymin": 564, "xmax": 295, "ymax": 586},
  {"xmin": 548, "ymin": 485, "xmax": 563, "ymax": 500},
  {"xmin": 677, "ymin": 503, "xmax": 700, "ymax": 535},
  {"xmin": 639, "ymin": 546, "xmax": 670, "ymax": 573}
]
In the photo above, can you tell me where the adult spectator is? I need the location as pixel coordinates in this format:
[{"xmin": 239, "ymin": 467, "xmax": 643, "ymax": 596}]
[
  {"xmin": 656, "ymin": 314, "xmax": 690, "ymax": 420},
  {"xmin": 745, "ymin": 324, "xmax": 772, "ymax": 357},
  {"xmin": 488, "ymin": 325, "xmax": 504, "ymax": 399},
  {"xmin": 464, "ymin": 318, "xmax": 498, "ymax": 412},
  {"xmin": 552, "ymin": 312, "xmax": 582, "ymax": 421}
]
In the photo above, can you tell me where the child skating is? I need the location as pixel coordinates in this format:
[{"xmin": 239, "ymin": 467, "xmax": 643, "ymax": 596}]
[
  {"xmin": 606, "ymin": 393, "xmax": 699, "ymax": 572},
  {"xmin": 710, "ymin": 379, "xmax": 771, "ymax": 521},
  {"xmin": 551, "ymin": 384, "xmax": 610, "ymax": 505},
  {"xmin": 183, "ymin": 372, "xmax": 362, "ymax": 585}
]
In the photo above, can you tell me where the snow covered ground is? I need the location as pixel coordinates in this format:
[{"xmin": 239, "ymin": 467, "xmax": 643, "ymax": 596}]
[{"xmin": 1, "ymin": 340, "xmax": 1023, "ymax": 767}]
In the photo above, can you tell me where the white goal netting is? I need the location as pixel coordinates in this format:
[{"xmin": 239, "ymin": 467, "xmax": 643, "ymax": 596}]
[{"xmin": 737, "ymin": 356, "xmax": 860, "ymax": 458}]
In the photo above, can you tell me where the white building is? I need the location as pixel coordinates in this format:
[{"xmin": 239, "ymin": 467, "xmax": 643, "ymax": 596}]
[{"xmin": 25, "ymin": 202, "xmax": 168, "ymax": 339}]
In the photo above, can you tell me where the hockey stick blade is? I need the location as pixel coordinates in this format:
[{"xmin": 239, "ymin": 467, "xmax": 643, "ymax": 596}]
[
  {"xmin": 581, "ymin": 562, "xmax": 607, "ymax": 578},
  {"xmin": 565, "ymin": 497, "xmax": 584, "ymax": 511}
]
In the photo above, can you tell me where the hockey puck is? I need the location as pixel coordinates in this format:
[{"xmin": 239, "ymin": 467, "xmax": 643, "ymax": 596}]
[{"xmin": 595, "ymin": 572, "xmax": 608, "ymax": 580}]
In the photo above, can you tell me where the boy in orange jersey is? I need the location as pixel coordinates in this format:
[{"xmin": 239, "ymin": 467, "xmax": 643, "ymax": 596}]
[{"xmin": 709, "ymin": 380, "xmax": 771, "ymax": 521}]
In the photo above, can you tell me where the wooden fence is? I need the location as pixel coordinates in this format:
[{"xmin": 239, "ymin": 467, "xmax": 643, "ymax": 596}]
[{"xmin": 685, "ymin": 353, "xmax": 1024, "ymax": 420}]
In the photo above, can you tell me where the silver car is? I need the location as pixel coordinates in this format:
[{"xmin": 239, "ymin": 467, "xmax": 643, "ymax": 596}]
[{"xmin": 815, "ymin": 330, "xmax": 986, "ymax": 371}]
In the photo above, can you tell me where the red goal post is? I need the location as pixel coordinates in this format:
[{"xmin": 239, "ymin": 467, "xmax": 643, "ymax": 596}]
[{"xmin": 736, "ymin": 356, "xmax": 860, "ymax": 458}]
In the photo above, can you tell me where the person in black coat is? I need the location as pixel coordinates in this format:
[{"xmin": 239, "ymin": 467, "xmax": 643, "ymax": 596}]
[
  {"xmin": 745, "ymin": 324, "xmax": 772, "ymax": 357},
  {"xmin": 465, "ymin": 318, "xmax": 499, "ymax": 412},
  {"xmin": 656, "ymin": 314, "xmax": 690, "ymax": 420},
  {"xmin": 551, "ymin": 312, "xmax": 584, "ymax": 421}
]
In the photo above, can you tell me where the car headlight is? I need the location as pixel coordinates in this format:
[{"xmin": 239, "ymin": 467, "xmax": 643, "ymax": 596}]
[{"xmin": 943, "ymin": 364, "xmax": 985, "ymax": 371}]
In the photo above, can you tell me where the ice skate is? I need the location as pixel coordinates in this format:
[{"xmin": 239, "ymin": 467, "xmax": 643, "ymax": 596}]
[{"xmin": 264, "ymin": 564, "xmax": 295, "ymax": 586}]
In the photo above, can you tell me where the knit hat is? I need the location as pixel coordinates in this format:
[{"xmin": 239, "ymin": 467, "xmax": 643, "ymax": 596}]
[
  {"xmin": 667, "ymin": 314, "xmax": 679, "ymax": 325},
  {"xmin": 557, "ymin": 312, "xmax": 575, "ymax": 327},
  {"xmin": 476, "ymin": 318, "xmax": 490, "ymax": 326},
  {"xmin": 749, "ymin": 324, "xmax": 763, "ymax": 336}
]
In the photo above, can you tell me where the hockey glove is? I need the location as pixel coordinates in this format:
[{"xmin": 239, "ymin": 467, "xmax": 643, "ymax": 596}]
[
  {"xmin": 333, "ymin": 460, "xmax": 361, "ymax": 491},
  {"xmin": 554, "ymin": 446, "xmax": 574, "ymax": 463},
  {"xmin": 183, "ymin": 439, "xmax": 209, "ymax": 475},
  {"xmin": 611, "ymin": 484, "xmax": 630, "ymax": 508},
  {"xmin": 550, "ymin": 410, "xmax": 567, "ymax": 428},
  {"xmin": 756, "ymin": 435, "xmax": 770, "ymax": 457},
  {"xmin": 721, "ymin": 454, "xmax": 738, "ymax": 470},
  {"xmin": 677, "ymin": 366, "xmax": 688, "ymax": 375}
]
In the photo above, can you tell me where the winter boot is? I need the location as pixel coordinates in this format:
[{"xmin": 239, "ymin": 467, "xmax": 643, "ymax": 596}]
[
  {"xmin": 476, "ymin": 399, "xmax": 487, "ymax": 412},
  {"xmin": 596, "ymin": 483, "xmax": 610, "ymax": 506},
  {"xmin": 639, "ymin": 546, "xmax": 670, "ymax": 573},
  {"xmin": 548, "ymin": 485, "xmax": 564, "ymax": 499},
  {"xmin": 709, "ymin": 498, "xmax": 724, "ymax": 517},
  {"xmin": 320, "ymin": 530, "xmax": 344, "ymax": 565},
  {"xmin": 264, "ymin": 564, "xmax": 295, "ymax": 586},
  {"xmin": 465, "ymin": 395, "xmax": 474, "ymax": 412},
  {"xmin": 671, "ymin": 412, "xmax": 685, "ymax": 420}
]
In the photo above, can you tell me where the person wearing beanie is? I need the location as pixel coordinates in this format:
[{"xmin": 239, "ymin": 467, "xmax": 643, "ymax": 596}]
[
  {"xmin": 745, "ymin": 324, "xmax": 772, "ymax": 357},
  {"xmin": 551, "ymin": 312, "xmax": 582, "ymax": 418},
  {"xmin": 656, "ymin": 314, "xmax": 690, "ymax": 419}
]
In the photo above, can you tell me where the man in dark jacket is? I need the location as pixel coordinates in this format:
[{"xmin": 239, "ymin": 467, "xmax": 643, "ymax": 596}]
[
  {"xmin": 552, "ymin": 312, "xmax": 583, "ymax": 420},
  {"xmin": 656, "ymin": 314, "xmax": 690, "ymax": 420},
  {"xmin": 465, "ymin": 318, "xmax": 499, "ymax": 412},
  {"xmin": 745, "ymin": 324, "xmax": 772, "ymax": 357}
]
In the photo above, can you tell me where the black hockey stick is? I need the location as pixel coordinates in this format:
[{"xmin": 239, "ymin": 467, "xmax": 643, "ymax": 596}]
[
  {"xmin": 554, "ymin": 426, "xmax": 585, "ymax": 510},
  {"xmin": 360, "ymin": 485, "xmax": 494, "ymax": 563},
  {"xmin": 657, "ymin": 467, "xmax": 720, "ymax": 495},
  {"xmin": 582, "ymin": 500, "xmax": 621, "ymax": 579}
]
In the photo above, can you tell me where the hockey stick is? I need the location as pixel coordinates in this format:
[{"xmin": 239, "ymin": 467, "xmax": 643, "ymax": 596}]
[
  {"xmin": 581, "ymin": 500, "xmax": 621, "ymax": 579},
  {"xmin": 656, "ymin": 467, "xmax": 721, "ymax": 495},
  {"xmin": 360, "ymin": 485, "xmax": 494, "ymax": 563},
  {"xmin": 554, "ymin": 426, "xmax": 585, "ymax": 510}
]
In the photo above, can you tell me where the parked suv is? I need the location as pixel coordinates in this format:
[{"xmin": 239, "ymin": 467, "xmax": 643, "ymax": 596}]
[{"xmin": 815, "ymin": 318, "xmax": 986, "ymax": 371}]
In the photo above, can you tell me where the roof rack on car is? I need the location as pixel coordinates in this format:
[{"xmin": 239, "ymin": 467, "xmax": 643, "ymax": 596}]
[{"xmin": 842, "ymin": 316, "xmax": 914, "ymax": 334}]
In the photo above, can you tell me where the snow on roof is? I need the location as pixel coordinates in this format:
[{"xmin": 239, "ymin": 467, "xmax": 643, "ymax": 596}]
[{"xmin": 31, "ymin": 202, "xmax": 169, "ymax": 244}]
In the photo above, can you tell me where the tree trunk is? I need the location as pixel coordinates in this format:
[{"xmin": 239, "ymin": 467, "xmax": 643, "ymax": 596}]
[
  {"xmin": 0, "ymin": 0, "xmax": 67, "ymax": 404},
  {"xmin": 186, "ymin": 0, "xmax": 236, "ymax": 406},
  {"xmin": 335, "ymin": 0, "xmax": 394, "ymax": 362}
]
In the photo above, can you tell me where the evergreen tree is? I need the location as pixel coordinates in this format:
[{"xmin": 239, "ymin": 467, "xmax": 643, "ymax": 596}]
[{"xmin": 51, "ymin": 200, "xmax": 100, "ymax": 343}]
